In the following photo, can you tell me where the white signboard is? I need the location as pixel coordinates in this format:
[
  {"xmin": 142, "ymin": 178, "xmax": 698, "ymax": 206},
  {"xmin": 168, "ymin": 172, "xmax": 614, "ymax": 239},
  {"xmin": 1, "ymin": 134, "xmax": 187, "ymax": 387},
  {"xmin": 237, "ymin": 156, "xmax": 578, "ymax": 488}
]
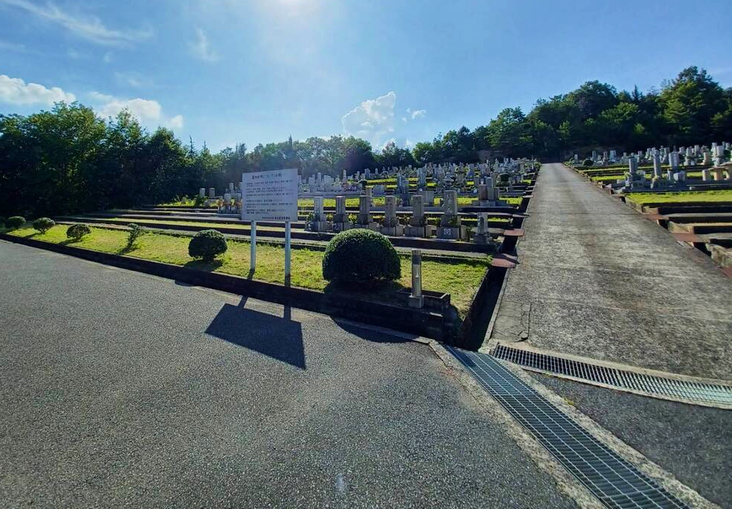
[{"xmin": 241, "ymin": 168, "xmax": 299, "ymax": 222}]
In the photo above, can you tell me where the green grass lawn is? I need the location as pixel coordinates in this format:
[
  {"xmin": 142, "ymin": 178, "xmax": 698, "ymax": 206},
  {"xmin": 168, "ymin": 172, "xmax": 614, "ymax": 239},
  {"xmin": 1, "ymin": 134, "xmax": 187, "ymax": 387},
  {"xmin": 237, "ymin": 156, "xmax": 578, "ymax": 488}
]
[
  {"xmin": 79, "ymin": 217, "xmax": 282, "ymax": 231},
  {"xmin": 590, "ymin": 171, "xmax": 707, "ymax": 184},
  {"xmin": 625, "ymin": 190, "xmax": 732, "ymax": 205},
  {"xmin": 298, "ymin": 195, "xmax": 521, "ymax": 208},
  {"xmin": 69, "ymin": 215, "xmax": 511, "ymax": 231},
  {"xmin": 8, "ymin": 225, "xmax": 490, "ymax": 316},
  {"xmin": 298, "ymin": 197, "xmax": 385, "ymax": 208}
]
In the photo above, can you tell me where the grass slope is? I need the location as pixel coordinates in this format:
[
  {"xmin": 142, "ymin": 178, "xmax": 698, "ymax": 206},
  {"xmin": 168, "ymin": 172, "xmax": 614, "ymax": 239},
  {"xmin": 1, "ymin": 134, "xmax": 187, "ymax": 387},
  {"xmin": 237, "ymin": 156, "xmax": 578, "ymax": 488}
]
[
  {"xmin": 625, "ymin": 190, "xmax": 732, "ymax": 205},
  {"xmin": 8, "ymin": 226, "xmax": 490, "ymax": 316}
]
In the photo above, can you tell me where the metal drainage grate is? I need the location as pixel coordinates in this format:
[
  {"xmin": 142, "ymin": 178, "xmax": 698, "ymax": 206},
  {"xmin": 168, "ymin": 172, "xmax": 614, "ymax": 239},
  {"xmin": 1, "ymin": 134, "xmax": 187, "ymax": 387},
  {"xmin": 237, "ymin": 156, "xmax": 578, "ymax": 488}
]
[
  {"xmin": 447, "ymin": 346, "xmax": 689, "ymax": 509},
  {"xmin": 491, "ymin": 344, "xmax": 732, "ymax": 408}
]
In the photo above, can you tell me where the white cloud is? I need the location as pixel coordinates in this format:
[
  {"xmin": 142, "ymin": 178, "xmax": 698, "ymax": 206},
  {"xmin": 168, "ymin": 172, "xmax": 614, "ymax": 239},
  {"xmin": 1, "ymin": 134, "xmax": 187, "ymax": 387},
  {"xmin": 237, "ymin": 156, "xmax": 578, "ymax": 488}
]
[
  {"xmin": 96, "ymin": 95, "xmax": 161, "ymax": 120},
  {"xmin": 167, "ymin": 115, "xmax": 184, "ymax": 129},
  {"xmin": 405, "ymin": 139, "xmax": 415, "ymax": 149},
  {"xmin": 0, "ymin": 74, "xmax": 76, "ymax": 105},
  {"xmin": 114, "ymin": 71, "xmax": 154, "ymax": 89},
  {"xmin": 0, "ymin": 0, "xmax": 153, "ymax": 46},
  {"xmin": 0, "ymin": 73, "xmax": 183, "ymax": 130},
  {"xmin": 341, "ymin": 91, "xmax": 397, "ymax": 147},
  {"xmin": 90, "ymin": 91, "xmax": 184, "ymax": 130},
  {"xmin": 102, "ymin": 51, "xmax": 113, "ymax": 63},
  {"xmin": 378, "ymin": 138, "xmax": 396, "ymax": 151},
  {"xmin": 411, "ymin": 109, "xmax": 426, "ymax": 119},
  {"xmin": 189, "ymin": 27, "xmax": 219, "ymax": 62},
  {"xmin": 67, "ymin": 48, "xmax": 83, "ymax": 59},
  {"xmin": 0, "ymin": 39, "xmax": 26, "ymax": 52}
]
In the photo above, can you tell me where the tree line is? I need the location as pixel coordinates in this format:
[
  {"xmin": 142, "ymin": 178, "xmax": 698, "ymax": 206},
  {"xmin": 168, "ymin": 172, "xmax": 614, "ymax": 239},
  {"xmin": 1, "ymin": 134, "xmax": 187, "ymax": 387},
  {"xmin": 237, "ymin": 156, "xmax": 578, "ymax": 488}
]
[{"xmin": 1, "ymin": 66, "xmax": 730, "ymax": 218}]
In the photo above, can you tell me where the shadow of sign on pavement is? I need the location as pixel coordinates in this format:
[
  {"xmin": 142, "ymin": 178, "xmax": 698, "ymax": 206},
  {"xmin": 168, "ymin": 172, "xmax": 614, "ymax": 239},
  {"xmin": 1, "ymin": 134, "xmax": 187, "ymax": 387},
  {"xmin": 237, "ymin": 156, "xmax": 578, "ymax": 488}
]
[{"xmin": 205, "ymin": 303, "xmax": 305, "ymax": 369}]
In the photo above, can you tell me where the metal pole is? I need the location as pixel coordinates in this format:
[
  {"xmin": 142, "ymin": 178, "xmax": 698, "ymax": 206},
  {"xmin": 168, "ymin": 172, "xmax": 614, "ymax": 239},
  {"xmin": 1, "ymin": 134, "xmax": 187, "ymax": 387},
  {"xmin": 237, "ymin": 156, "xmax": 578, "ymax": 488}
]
[
  {"xmin": 284, "ymin": 221, "xmax": 291, "ymax": 285},
  {"xmin": 409, "ymin": 249, "xmax": 423, "ymax": 308},
  {"xmin": 250, "ymin": 220, "xmax": 257, "ymax": 272}
]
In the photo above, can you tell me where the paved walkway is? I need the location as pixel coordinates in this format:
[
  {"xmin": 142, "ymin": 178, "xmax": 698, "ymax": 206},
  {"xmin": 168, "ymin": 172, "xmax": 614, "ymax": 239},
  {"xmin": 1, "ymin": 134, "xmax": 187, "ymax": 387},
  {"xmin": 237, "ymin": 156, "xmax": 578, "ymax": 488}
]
[{"xmin": 487, "ymin": 163, "xmax": 732, "ymax": 380}]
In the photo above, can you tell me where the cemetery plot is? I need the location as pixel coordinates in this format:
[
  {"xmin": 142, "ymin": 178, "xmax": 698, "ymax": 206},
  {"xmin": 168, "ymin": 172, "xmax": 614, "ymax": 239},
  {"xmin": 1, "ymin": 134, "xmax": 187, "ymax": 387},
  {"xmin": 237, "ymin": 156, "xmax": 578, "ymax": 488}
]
[
  {"xmin": 2, "ymin": 159, "xmax": 537, "ymax": 343},
  {"xmin": 55, "ymin": 212, "xmax": 518, "ymax": 255}
]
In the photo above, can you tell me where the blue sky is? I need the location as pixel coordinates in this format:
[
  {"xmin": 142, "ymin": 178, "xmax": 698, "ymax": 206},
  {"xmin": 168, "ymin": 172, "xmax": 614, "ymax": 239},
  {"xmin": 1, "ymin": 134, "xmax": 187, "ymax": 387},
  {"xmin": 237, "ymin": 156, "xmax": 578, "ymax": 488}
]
[{"xmin": 1, "ymin": 0, "xmax": 731, "ymax": 152}]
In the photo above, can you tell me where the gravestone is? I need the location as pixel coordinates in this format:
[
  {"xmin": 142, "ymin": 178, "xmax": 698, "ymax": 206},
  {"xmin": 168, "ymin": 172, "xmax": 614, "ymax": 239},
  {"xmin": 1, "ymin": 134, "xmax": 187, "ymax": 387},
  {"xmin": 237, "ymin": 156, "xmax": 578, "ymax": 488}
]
[
  {"xmin": 209, "ymin": 187, "xmax": 216, "ymax": 198},
  {"xmin": 702, "ymin": 149, "xmax": 712, "ymax": 166},
  {"xmin": 437, "ymin": 190, "xmax": 465, "ymax": 240},
  {"xmin": 669, "ymin": 151, "xmax": 680, "ymax": 171},
  {"xmin": 309, "ymin": 196, "xmax": 329, "ymax": 232},
  {"xmin": 356, "ymin": 195, "xmax": 376, "ymax": 229},
  {"xmin": 199, "ymin": 188, "xmax": 206, "ymax": 198},
  {"xmin": 406, "ymin": 194, "xmax": 429, "ymax": 237},
  {"xmin": 685, "ymin": 147, "xmax": 694, "ymax": 166},
  {"xmin": 621, "ymin": 157, "xmax": 646, "ymax": 192},
  {"xmin": 713, "ymin": 145, "xmax": 724, "ymax": 166},
  {"xmin": 652, "ymin": 151, "xmax": 662, "ymax": 178},
  {"xmin": 381, "ymin": 195, "xmax": 403, "ymax": 236},
  {"xmin": 473, "ymin": 213, "xmax": 494, "ymax": 247},
  {"xmin": 332, "ymin": 196, "xmax": 350, "ymax": 232}
]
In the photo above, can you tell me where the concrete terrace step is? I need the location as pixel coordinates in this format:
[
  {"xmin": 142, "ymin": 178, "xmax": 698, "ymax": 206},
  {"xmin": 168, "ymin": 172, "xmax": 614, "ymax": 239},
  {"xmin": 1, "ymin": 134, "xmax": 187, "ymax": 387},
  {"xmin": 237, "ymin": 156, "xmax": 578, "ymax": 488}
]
[
  {"xmin": 668, "ymin": 221, "xmax": 732, "ymax": 234},
  {"xmin": 56, "ymin": 217, "xmax": 503, "ymax": 255},
  {"xmin": 663, "ymin": 212, "xmax": 732, "ymax": 223}
]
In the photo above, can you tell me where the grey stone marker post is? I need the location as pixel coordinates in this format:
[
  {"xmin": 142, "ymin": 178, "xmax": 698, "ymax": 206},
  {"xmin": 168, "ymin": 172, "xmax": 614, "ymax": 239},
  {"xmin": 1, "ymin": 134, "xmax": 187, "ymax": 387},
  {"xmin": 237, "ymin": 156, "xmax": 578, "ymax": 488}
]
[
  {"xmin": 409, "ymin": 249, "xmax": 424, "ymax": 309},
  {"xmin": 313, "ymin": 196, "xmax": 324, "ymax": 222},
  {"xmin": 652, "ymin": 151, "xmax": 662, "ymax": 178}
]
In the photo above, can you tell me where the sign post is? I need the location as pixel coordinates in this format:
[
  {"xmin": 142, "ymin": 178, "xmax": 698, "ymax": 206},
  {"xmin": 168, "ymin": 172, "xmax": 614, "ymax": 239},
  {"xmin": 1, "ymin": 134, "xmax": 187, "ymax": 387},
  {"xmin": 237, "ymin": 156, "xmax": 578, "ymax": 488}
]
[
  {"xmin": 284, "ymin": 221, "xmax": 291, "ymax": 285},
  {"xmin": 250, "ymin": 220, "xmax": 257, "ymax": 272},
  {"xmin": 241, "ymin": 168, "xmax": 299, "ymax": 279}
]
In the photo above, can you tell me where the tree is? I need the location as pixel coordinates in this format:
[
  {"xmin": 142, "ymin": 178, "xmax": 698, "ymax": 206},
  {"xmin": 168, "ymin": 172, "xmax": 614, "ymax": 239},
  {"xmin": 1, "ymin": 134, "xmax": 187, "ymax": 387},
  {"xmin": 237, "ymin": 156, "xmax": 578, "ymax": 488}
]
[
  {"xmin": 2, "ymin": 65, "xmax": 730, "ymax": 218},
  {"xmin": 659, "ymin": 66, "xmax": 726, "ymax": 145},
  {"xmin": 568, "ymin": 81, "xmax": 619, "ymax": 121},
  {"xmin": 487, "ymin": 108, "xmax": 533, "ymax": 157},
  {"xmin": 377, "ymin": 141, "xmax": 416, "ymax": 168}
]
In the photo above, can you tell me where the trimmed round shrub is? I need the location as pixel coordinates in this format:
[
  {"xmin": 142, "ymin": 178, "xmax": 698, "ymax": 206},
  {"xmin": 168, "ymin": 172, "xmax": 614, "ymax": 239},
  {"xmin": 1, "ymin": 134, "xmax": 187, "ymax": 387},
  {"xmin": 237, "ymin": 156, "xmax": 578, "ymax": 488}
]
[
  {"xmin": 0, "ymin": 217, "xmax": 5, "ymax": 228},
  {"xmin": 322, "ymin": 229, "xmax": 401, "ymax": 286},
  {"xmin": 5, "ymin": 216, "xmax": 26, "ymax": 230},
  {"xmin": 583, "ymin": 158, "xmax": 594, "ymax": 167},
  {"xmin": 188, "ymin": 229, "xmax": 228, "ymax": 261},
  {"xmin": 125, "ymin": 223, "xmax": 144, "ymax": 250},
  {"xmin": 66, "ymin": 223, "xmax": 91, "ymax": 241},
  {"xmin": 33, "ymin": 217, "xmax": 55, "ymax": 234}
]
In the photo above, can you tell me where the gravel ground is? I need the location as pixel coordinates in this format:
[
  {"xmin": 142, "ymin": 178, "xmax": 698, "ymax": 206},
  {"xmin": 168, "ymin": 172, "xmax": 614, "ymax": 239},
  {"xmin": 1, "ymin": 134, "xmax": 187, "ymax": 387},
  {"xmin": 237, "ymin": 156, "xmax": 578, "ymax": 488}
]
[{"xmin": 0, "ymin": 240, "xmax": 575, "ymax": 508}]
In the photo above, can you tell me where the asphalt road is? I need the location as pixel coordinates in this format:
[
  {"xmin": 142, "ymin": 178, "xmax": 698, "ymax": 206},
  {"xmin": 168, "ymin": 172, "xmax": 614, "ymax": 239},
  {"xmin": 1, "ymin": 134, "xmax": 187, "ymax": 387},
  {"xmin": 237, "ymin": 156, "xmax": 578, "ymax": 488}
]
[
  {"xmin": 489, "ymin": 163, "xmax": 732, "ymax": 379},
  {"xmin": 0, "ymin": 241, "xmax": 575, "ymax": 508}
]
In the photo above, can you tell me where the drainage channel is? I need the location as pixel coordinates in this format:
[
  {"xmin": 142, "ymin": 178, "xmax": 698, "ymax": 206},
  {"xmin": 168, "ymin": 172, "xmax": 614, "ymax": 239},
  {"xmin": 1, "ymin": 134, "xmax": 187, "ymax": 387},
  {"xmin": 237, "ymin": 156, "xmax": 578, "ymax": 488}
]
[
  {"xmin": 447, "ymin": 346, "xmax": 689, "ymax": 509},
  {"xmin": 491, "ymin": 344, "xmax": 732, "ymax": 408}
]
